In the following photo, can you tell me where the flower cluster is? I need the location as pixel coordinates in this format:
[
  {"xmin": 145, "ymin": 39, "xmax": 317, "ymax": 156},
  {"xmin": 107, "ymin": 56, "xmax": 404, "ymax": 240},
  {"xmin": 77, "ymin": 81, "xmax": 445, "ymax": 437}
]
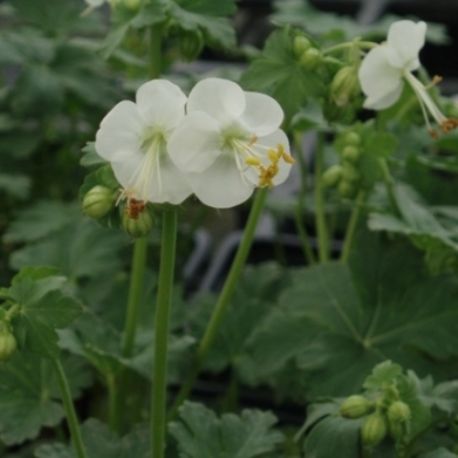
[
  {"xmin": 95, "ymin": 78, "xmax": 293, "ymax": 210},
  {"xmin": 358, "ymin": 20, "xmax": 458, "ymax": 137}
]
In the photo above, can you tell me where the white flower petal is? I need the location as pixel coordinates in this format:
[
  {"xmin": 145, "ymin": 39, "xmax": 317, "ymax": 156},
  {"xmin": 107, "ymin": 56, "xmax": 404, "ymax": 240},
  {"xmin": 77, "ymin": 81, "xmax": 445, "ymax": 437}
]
[
  {"xmin": 135, "ymin": 79, "xmax": 187, "ymax": 133},
  {"xmin": 188, "ymin": 155, "xmax": 254, "ymax": 208},
  {"xmin": 358, "ymin": 46, "xmax": 403, "ymax": 110},
  {"xmin": 95, "ymin": 100, "xmax": 144, "ymax": 163},
  {"xmin": 386, "ymin": 20, "xmax": 427, "ymax": 70},
  {"xmin": 363, "ymin": 83, "xmax": 404, "ymax": 110},
  {"xmin": 187, "ymin": 78, "xmax": 246, "ymax": 125},
  {"xmin": 110, "ymin": 155, "xmax": 144, "ymax": 192},
  {"xmin": 168, "ymin": 111, "xmax": 222, "ymax": 173},
  {"xmin": 147, "ymin": 156, "xmax": 192, "ymax": 204},
  {"xmin": 111, "ymin": 154, "xmax": 191, "ymax": 204},
  {"xmin": 239, "ymin": 91, "xmax": 284, "ymax": 136}
]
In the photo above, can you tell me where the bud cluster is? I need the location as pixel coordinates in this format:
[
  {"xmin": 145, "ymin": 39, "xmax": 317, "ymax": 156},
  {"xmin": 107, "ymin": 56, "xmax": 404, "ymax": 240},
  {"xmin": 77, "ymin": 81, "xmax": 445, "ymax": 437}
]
[
  {"xmin": 293, "ymin": 35, "xmax": 323, "ymax": 71},
  {"xmin": 339, "ymin": 391, "xmax": 412, "ymax": 449},
  {"xmin": 322, "ymin": 130, "xmax": 362, "ymax": 199}
]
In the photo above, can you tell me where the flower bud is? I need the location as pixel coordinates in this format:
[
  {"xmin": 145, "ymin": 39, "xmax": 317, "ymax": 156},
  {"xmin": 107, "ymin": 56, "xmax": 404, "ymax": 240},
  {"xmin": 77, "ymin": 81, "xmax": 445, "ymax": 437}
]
[
  {"xmin": 322, "ymin": 164, "xmax": 342, "ymax": 188},
  {"xmin": 299, "ymin": 48, "xmax": 322, "ymax": 70},
  {"xmin": 122, "ymin": 210, "xmax": 153, "ymax": 238},
  {"xmin": 342, "ymin": 146, "xmax": 361, "ymax": 162},
  {"xmin": 388, "ymin": 401, "xmax": 411, "ymax": 424},
  {"xmin": 340, "ymin": 395, "xmax": 373, "ymax": 419},
  {"xmin": 344, "ymin": 131, "xmax": 361, "ymax": 146},
  {"xmin": 179, "ymin": 29, "xmax": 204, "ymax": 62},
  {"xmin": 330, "ymin": 66, "xmax": 360, "ymax": 107},
  {"xmin": 338, "ymin": 180, "xmax": 357, "ymax": 199},
  {"xmin": 341, "ymin": 163, "xmax": 360, "ymax": 182},
  {"xmin": 293, "ymin": 35, "xmax": 311, "ymax": 57},
  {"xmin": 82, "ymin": 186, "xmax": 115, "ymax": 219},
  {"xmin": 361, "ymin": 413, "xmax": 387, "ymax": 447},
  {"xmin": 0, "ymin": 331, "xmax": 17, "ymax": 361}
]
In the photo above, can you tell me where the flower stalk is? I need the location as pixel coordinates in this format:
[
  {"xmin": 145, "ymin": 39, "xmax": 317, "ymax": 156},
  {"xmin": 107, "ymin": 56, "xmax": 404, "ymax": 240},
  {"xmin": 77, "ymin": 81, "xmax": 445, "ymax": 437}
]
[
  {"xmin": 170, "ymin": 188, "xmax": 268, "ymax": 416},
  {"xmin": 314, "ymin": 134, "xmax": 330, "ymax": 263},
  {"xmin": 340, "ymin": 190, "xmax": 366, "ymax": 263},
  {"xmin": 151, "ymin": 206, "xmax": 178, "ymax": 458},
  {"xmin": 52, "ymin": 358, "xmax": 88, "ymax": 458}
]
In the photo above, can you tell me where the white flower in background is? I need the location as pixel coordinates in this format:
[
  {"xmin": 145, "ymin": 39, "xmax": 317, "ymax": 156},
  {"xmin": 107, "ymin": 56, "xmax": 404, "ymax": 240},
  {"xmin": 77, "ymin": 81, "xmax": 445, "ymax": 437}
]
[
  {"xmin": 168, "ymin": 78, "xmax": 294, "ymax": 208},
  {"xmin": 359, "ymin": 20, "xmax": 458, "ymax": 136},
  {"xmin": 95, "ymin": 79, "xmax": 192, "ymax": 205}
]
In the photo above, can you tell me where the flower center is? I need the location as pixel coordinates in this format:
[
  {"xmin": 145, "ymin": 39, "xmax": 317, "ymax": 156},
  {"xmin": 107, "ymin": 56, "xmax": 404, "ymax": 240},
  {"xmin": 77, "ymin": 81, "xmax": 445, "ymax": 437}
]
[
  {"xmin": 227, "ymin": 132, "xmax": 294, "ymax": 188},
  {"xmin": 117, "ymin": 130, "xmax": 167, "ymax": 211},
  {"xmin": 403, "ymin": 72, "xmax": 458, "ymax": 138}
]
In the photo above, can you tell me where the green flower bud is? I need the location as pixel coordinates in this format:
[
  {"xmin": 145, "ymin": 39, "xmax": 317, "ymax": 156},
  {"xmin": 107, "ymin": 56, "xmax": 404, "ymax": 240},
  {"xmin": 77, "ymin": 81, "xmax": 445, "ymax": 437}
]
[
  {"xmin": 0, "ymin": 330, "xmax": 17, "ymax": 362},
  {"xmin": 388, "ymin": 401, "xmax": 411, "ymax": 424},
  {"xmin": 82, "ymin": 186, "xmax": 115, "ymax": 219},
  {"xmin": 293, "ymin": 35, "xmax": 311, "ymax": 57},
  {"xmin": 344, "ymin": 131, "xmax": 361, "ymax": 146},
  {"xmin": 341, "ymin": 163, "xmax": 360, "ymax": 182},
  {"xmin": 340, "ymin": 395, "xmax": 373, "ymax": 419},
  {"xmin": 338, "ymin": 180, "xmax": 357, "ymax": 199},
  {"xmin": 361, "ymin": 413, "xmax": 387, "ymax": 448},
  {"xmin": 179, "ymin": 29, "xmax": 204, "ymax": 62},
  {"xmin": 342, "ymin": 145, "xmax": 361, "ymax": 162},
  {"xmin": 299, "ymin": 48, "xmax": 322, "ymax": 70},
  {"xmin": 322, "ymin": 164, "xmax": 342, "ymax": 188},
  {"xmin": 330, "ymin": 66, "xmax": 360, "ymax": 107},
  {"xmin": 122, "ymin": 210, "xmax": 153, "ymax": 238}
]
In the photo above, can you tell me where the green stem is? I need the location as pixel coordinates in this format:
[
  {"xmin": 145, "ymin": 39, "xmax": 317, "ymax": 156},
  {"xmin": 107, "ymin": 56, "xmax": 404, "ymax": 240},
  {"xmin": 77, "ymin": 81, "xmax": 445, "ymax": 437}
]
[
  {"xmin": 294, "ymin": 133, "xmax": 316, "ymax": 265},
  {"xmin": 151, "ymin": 207, "xmax": 178, "ymax": 458},
  {"xmin": 340, "ymin": 191, "xmax": 366, "ymax": 263},
  {"xmin": 149, "ymin": 24, "xmax": 163, "ymax": 78},
  {"xmin": 111, "ymin": 238, "xmax": 148, "ymax": 432},
  {"xmin": 107, "ymin": 374, "xmax": 120, "ymax": 432},
  {"xmin": 378, "ymin": 158, "xmax": 399, "ymax": 214},
  {"xmin": 122, "ymin": 237, "xmax": 148, "ymax": 357},
  {"xmin": 314, "ymin": 135, "xmax": 330, "ymax": 263},
  {"xmin": 169, "ymin": 189, "xmax": 268, "ymax": 417},
  {"xmin": 52, "ymin": 358, "xmax": 87, "ymax": 458},
  {"xmin": 323, "ymin": 40, "xmax": 377, "ymax": 54}
]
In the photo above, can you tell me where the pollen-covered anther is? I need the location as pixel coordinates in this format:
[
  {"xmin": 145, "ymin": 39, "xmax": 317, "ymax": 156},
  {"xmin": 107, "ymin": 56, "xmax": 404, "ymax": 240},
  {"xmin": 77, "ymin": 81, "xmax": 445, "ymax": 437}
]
[
  {"xmin": 245, "ymin": 156, "xmax": 262, "ymax": 166},
  {"xmin": 441, "ymin": 118, "xmax": 458, "ymax": 134}
]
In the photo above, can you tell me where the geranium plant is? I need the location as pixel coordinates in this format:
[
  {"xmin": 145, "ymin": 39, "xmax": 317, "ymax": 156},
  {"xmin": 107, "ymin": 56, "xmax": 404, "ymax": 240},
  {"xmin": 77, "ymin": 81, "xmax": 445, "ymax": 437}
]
[{"xmin": 1, "ymin": 1, "xmax": 458, "ymax": 458}]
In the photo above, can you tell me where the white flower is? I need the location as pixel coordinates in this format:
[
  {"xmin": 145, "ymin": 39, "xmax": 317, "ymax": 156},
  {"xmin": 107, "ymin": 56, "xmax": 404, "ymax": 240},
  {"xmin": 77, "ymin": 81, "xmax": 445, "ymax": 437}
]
[
  {"xmin": 168, "ymin": 78, "xmax": 294, "ymax": 208},
  {"xmin": 359, "ymin": 20, "xmax": 458, "ymax": 136},
  {"xmin": 95, "ymin": 79, "xmax": 192, "ymax": 205}
]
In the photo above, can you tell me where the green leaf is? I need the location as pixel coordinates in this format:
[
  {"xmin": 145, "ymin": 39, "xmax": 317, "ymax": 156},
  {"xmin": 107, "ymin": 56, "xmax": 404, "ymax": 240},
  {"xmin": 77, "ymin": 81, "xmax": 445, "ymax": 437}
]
[
  {"xmin": 4, "ymin": 201, "xmax": 78, "ymax": 243},
  {"xmin": 6, "ymin": 267, "xmax": 83, "ymax": 357},
  {"xmin": 35, "ymin": 418, "xmax": 149, "ymax": 458},
  {"xmin": 363, "ymin": 361, "xmax": 403, "ymax": 391},
  {"xmin": 170, "ymin": 402, "xmax": 284, "ymax": 458},
  {"xmin": 239, "ymin": 235, "xmax": 458, "ymax": 397},
  {"xmin": 0, "ymin": 353, "xmax": 65, "ymax": 445},
  {"xmin": 369, "ymin": 183, "xmax": 458, "ymax": 274},
  {"xmin": 10, "ymin": 215, "xmax": 125, "ymax": 281},
  {"xmin": 241, "ymin": 28, "xmax": 327, "ymax": 120},
  {"xmin": 0, "ymin": 173, "xmax": 31, "ymax": 199},
  {"xmin": 188, "ymin": 263, "xmax": 289, "ymax": 373},
  {"xmin": 303, "ymin": 414, "xmax": 362, "ymax": 458},
  {"xmin": 168, "ymin": 0, "xmax": 236, "ymax": 49}
]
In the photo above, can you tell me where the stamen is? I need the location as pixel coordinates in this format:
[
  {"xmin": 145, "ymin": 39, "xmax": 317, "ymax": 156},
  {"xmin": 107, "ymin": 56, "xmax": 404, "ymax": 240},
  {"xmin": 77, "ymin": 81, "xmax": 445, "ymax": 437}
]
[
  {"xmin": 404, "ymin": 71, "xmax": 458, "ymax": 138},
  {"xmin": 232, "ymin": 137, "xmax": 294, "ymax": 188}
]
